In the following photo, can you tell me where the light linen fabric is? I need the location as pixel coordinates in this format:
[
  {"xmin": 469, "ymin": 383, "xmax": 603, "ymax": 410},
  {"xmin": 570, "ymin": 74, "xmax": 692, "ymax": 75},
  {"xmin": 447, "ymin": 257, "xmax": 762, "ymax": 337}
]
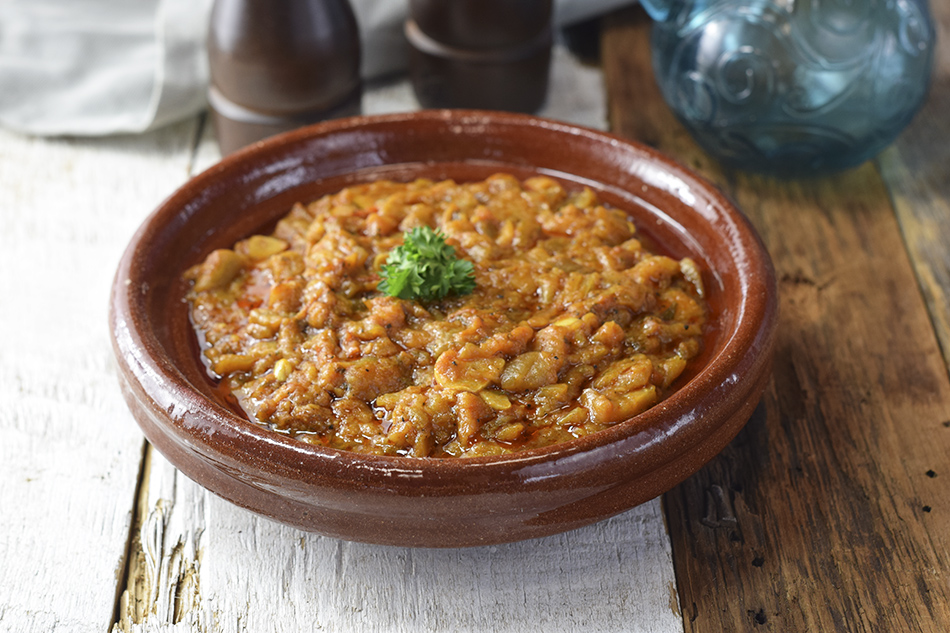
[
  {"xmin": 0, "ymin": 0, "xmax": 211, "ymax": 135},
  {"xmin": 0, "ymin": 0, "xmax": 635, "ymax": 136}
]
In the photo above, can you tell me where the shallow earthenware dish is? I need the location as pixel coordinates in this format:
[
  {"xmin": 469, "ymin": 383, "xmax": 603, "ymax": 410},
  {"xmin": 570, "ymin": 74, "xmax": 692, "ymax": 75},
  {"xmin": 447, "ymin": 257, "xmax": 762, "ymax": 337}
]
[{"xmin": 110, "ymin": 110, "xmax": 777, "ymax": 548}]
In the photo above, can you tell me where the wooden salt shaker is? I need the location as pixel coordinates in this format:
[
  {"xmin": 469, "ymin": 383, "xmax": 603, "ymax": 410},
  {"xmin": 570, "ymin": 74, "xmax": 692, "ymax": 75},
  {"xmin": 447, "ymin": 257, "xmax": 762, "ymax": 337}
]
[
  {"xmin": 406, "ymin": 0, "xmax": 553, "ymax": 113},
  {"xmin": 208, "ymin": 0, "xmax": 362, "ymax": 155}
]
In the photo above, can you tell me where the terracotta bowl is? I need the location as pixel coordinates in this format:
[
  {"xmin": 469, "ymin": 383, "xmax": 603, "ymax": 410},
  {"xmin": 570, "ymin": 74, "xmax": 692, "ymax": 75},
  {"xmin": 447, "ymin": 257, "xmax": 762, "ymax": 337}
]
[{"xmin": 110, "ymin": 110, "xmax": 777, "ymax": 547}]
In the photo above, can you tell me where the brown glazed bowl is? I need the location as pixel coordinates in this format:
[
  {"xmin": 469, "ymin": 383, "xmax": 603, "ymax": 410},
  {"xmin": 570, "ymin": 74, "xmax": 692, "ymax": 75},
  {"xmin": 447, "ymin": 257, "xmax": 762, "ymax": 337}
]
[{"xmin": 110, "ymin": 110, "xmax": 777, "ymax": 548}]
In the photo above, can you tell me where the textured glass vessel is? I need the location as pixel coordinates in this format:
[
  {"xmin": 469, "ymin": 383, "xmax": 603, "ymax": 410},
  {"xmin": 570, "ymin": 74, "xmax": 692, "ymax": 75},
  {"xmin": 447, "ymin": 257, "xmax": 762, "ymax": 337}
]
[{"xmin": 640, "ymin": 0, "xmax": 936, "ymax": 176}]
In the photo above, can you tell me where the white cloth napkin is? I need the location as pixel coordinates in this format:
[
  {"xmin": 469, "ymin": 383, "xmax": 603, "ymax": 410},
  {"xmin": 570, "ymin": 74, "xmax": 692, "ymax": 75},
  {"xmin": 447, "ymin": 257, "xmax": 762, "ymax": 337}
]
[{"xmin": 0, "ymin": 0, "xmax": 635, "ymax": 137}]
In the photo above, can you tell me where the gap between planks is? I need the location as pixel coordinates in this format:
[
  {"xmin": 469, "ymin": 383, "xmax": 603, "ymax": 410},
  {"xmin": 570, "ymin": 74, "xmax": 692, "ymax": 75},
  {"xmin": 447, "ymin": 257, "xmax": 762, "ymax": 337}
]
[
  {"xmin": 112, "ymin": 115, "xmax": 211, "ymax": 633},
  {"xmin": 111, "ymin": 439, "xmax": 150, "ymax": 631}
]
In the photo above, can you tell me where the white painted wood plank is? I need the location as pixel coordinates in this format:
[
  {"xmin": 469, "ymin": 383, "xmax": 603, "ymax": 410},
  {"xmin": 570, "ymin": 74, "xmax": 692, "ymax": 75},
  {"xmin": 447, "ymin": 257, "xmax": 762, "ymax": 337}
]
[
  {"xmin": 121, "ymin": 449, "xmax": 682, "ymax": 633},
  {"xmin": 0, "ymin": 120, "xmax": 202, "ymax": 633}
]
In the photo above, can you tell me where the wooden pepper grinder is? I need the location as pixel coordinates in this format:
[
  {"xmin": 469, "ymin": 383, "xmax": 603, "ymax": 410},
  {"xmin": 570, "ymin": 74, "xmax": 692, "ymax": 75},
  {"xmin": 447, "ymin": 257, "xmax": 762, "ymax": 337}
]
[
  {"xmin": 208, "ymin": 0, "xmax": 362, "ymax": 155},
  {"xmin": 406, "ymin": 0, "xmax": 553, "ymax": 113}
]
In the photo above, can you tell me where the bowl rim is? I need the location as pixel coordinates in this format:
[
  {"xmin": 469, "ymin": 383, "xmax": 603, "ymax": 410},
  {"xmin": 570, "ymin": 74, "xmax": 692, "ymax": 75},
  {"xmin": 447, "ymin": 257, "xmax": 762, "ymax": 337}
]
[{"xmin": 111, "ymin": 108, "xmax": 777, "ymax": 489}]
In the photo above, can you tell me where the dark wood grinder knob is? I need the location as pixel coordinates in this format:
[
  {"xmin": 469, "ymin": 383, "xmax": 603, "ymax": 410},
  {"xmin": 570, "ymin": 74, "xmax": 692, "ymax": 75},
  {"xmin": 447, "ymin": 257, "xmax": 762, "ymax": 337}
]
[
  {"xmin": 407, "ymin": 0, "xmax": 553, "ymax": 113},
  {"xmin": 208, "ymin": 0, "xmax": 362, "ymax": 155}
]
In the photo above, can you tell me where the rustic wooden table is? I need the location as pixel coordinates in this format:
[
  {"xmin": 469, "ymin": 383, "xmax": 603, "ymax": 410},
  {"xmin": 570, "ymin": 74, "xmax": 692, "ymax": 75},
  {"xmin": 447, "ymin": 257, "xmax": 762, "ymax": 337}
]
[{"xmin": 2, "ymin": 5, "xmax": 948, "ymax": 632}]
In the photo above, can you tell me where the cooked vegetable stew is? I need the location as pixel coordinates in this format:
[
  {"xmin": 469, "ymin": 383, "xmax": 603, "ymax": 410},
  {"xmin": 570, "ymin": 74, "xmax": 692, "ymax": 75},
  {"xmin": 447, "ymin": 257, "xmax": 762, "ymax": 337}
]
[{"xmin": 185, "ymin": 174, "xmax": 707, "ymax": 457}]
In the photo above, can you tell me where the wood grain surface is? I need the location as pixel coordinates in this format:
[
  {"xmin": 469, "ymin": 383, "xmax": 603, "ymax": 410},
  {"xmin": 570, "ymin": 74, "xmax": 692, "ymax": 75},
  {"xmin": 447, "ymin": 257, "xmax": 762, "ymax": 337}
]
[
  {"xmin": 116, "ymin": 444, "xmax": 684, "ymax": 633},
  {"xmin": 0, "ymin": 121, "xmax": 202, "ymax": 633},
  {"xmin": 602, "ymin": 6, "xmax": 950, "ymax": 632},
  {"xmin": 879, "ymin": 9, "xmax": 950, "ymax": 373}
]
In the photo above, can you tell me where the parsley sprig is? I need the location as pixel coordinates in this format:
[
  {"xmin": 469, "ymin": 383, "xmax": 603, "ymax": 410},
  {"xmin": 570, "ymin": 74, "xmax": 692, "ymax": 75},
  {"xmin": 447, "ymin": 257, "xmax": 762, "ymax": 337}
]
[{"xmin": 378, "ymin": 226, "xmax": 476, "ymax": 301}]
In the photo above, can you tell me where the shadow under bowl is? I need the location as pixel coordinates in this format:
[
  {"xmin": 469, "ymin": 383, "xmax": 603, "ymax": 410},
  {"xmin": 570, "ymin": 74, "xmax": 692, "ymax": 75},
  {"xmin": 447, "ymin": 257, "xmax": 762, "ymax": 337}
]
[{"xmin": 109, "ymin": 110, "xmax": 777, "ymax": 548}]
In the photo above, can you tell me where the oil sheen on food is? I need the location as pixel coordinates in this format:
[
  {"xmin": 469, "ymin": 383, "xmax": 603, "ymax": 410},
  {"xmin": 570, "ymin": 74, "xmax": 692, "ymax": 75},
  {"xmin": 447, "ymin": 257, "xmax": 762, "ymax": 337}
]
[{"xmin": 185, "ymin": 174, "xmax": 707, "ymax": 457}]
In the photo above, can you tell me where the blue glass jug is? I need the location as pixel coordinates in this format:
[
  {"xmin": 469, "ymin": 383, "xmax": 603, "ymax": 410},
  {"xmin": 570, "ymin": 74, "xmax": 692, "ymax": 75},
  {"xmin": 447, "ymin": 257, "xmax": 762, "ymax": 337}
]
[{"xmin": 640, "ymin": 0, "xmax": 936, "ymax": 175}]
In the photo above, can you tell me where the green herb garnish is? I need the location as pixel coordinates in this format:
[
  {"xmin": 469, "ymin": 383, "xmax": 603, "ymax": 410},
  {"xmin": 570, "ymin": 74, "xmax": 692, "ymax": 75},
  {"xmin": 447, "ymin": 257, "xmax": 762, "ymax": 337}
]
[{"xmin": 378, "ymin": 226, "xmax": 476, "ymax": 301}]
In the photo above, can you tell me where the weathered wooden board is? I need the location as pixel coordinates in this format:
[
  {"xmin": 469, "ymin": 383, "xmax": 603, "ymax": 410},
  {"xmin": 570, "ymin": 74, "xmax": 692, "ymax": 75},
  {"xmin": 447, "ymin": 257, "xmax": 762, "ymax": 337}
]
[
  {"xmin": 0, "ymin": 120, "xmax": 201, "ymax": 632},
  {"xmin": 116, "ymin": 446, "xmax": 684, "ymax": 633},
  {"xmin": 602, "ymin": 6, "xmax": 950, "ymax": 632},
  {"xmin": 879, "ymin": 9, "xmax": 950, "ymax": 374}
]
